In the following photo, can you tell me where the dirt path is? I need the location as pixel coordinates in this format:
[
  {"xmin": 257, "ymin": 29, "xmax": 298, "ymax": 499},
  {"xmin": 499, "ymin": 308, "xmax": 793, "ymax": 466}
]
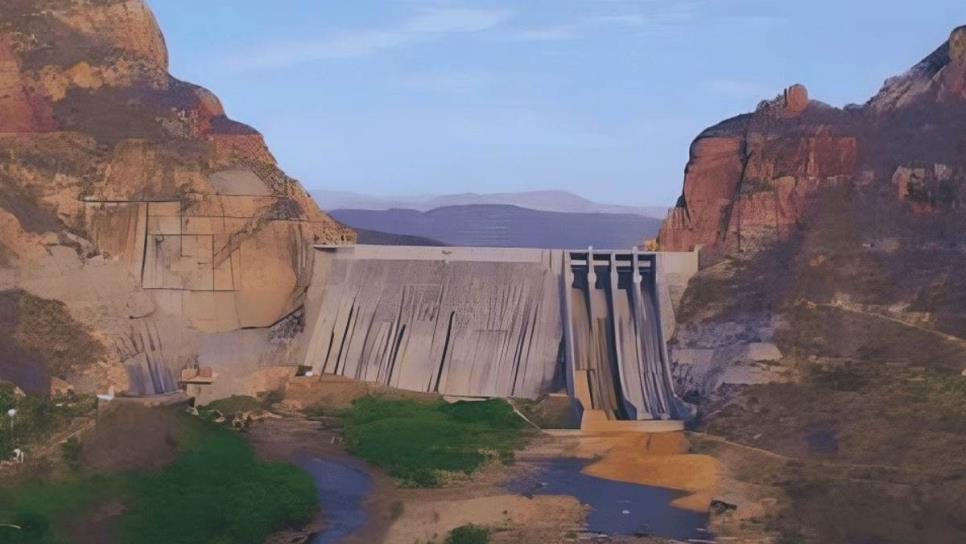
[
  {"xmin": 812, "ymin": 301, "xmax": 966, "ymax": 346},
  {"xmin": 690, "ymin": 431, "xmax": 950, "ymax": 477}
]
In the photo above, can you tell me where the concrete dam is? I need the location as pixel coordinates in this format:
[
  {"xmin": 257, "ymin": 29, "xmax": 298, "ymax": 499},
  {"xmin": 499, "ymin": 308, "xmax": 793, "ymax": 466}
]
[{"xmin": 300, "ymin": 245, "xmax": 697, "ymax": 424}]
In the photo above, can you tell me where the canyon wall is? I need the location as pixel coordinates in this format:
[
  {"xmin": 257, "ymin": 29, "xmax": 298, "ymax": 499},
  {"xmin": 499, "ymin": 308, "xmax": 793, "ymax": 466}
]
[
  {"xmin": 0, "ymin": 0, "xmax": 353, "ymax": 395},
  {"xmin": 660, "ymin": 27, "xmax": 966, "ymax": 402},
  {"xmin": 658, "ymin": 27, "xmax": 966, "ymax": 257}
]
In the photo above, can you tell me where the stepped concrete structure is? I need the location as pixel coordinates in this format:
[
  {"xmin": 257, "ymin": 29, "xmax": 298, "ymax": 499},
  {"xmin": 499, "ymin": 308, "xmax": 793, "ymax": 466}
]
[{"xmin": 299, "ymin": 245, "xmax": 697, "ymax": 427}]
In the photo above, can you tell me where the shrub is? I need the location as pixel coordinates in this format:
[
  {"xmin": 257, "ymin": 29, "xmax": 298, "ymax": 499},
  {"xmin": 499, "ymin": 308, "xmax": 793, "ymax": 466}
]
[
  {"xmin": 446, "ymin": 524, "xmax": 490, "ymax": 544},
  {"xmin": 120, "ymin": 417, "xmax": 317, "ymax": 544},
  {"xmin": 0, "ymin": 415, "xmax": 317, "ymax": 544},
  {"xmin": 341, "ymin": 396, "xmax": 526, "ymax": 486},
  {"xmin": 60, "ymin": 437, "xmax": 82, "ymax": 470}
]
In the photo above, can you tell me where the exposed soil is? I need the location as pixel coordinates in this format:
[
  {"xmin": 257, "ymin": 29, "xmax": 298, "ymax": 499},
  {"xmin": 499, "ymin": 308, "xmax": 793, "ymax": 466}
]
[
  {"xmin": 80, "ymin": 404, "xmax": 180, "ymax": 472},
  {"xmin": 693, "ymin": 362, "xmax": 966, "ymax": 543},
  {"xmin": 0, "ymin": 182, "xmax": 62, "ymax": 234},
  {"xmin": 579, "ymin": 431, "xmax": 719, "ymax": 512},
  {"xmin": 0, "ymin": 289, "xmax": 106, "ymax": 394}
]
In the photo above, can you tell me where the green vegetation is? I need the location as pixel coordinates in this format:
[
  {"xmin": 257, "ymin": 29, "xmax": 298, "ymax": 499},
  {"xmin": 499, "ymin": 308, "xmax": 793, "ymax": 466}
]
[
  {"xmin": 301, "ymin": 403, "xmax": 329, "ymax": 419},
  {"xmin": 341, "ymin": 396, "xmax": 526, "ymax": 486},
  {"xmin": 0, "ymin": 382, "xmax": 96, "ymax": 459},
  {"xmin": 446, "ymin": 523, "xmax": 491, "ymax": 544},
  {"xmin": 59, "ymin": 438, "xmax": 81, "ymax": 471},
  {"xmin": 777, "ymin": 530, "xmax": 808, "ymax": 544},
  {"xmin": 199, "ymin": 395, "xmax": 264, "ymax": 416},
  {"xmin": 0, "ymin": 414, "xmax": 317, "ymax": 544}
]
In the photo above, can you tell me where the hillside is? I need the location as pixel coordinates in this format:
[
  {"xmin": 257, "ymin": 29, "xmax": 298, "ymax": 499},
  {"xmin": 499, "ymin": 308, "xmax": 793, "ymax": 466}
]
[
  {"xmin": 660, "ymin": 27, "xmax": 966, "ymax": 544},
  {"xmin": 0, "ymin": 0, "xmax": 353, "ymax": 395},
  {"xmin": 352, "ymin": 227, "xmax": 445, "ymax": 247},
  {"xmin": 330, "ymin": 204, "xmax": 662, "ymax": 249}
]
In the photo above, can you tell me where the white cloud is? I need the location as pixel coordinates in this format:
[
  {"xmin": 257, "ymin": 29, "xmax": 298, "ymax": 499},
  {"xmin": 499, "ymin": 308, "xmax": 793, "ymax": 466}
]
[{"xmin": 226, "ymin": 7, "xmax": 511, "ymax": 72}]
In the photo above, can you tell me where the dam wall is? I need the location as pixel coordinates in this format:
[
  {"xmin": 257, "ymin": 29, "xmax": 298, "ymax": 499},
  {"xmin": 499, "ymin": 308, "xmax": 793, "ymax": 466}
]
[
  {"xmin": 301, "ymin": 246, "xmax": 565, "ymax": 398},
  {"xmin": 300, "ymin": 245, "xmax": 697, "ymax": 418}
]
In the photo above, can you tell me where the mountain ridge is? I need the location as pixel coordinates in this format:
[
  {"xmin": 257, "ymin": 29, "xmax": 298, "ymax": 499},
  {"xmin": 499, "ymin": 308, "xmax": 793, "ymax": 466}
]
[
  {"xmin": 312, "ymin": 188, "xmax": 668, "ymax": 218},
  {"xmin": 330, "ymin": 204, "xmax": 661, "ymax": 249}
]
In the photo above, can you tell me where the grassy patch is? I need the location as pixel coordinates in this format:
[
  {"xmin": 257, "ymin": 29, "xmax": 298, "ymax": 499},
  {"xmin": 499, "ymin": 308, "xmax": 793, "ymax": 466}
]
[
  {"xmin": 0, "ymin": 382, "xmax": 96, "ymax": 459},
  {"xmin": 446, "ymin": 523, "xmax": 491, "ymax": 544},
  {"xmin": 341, "ymin": 396, "xmax": 526, "ymax": 486},
  {"xmin": 199, "ymin": 395, "xmax": 265, "ymax": 417},
  {"xmin": 0, "ymin": 414, "xmax": 317, "ymax": 544}
]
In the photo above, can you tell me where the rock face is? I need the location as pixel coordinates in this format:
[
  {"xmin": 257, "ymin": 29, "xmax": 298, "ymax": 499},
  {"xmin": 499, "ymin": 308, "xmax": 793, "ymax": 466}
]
[
  {"xmin": 659, "ymin": 28, "xmax": 966, "ymax": 256},
  {"xmin": 662, "ymin": 29, "xmax": 966, "ymax": 402},
  {"xmin": 0, "ymin": 0, "xmax": 353, "ymax": 394}
]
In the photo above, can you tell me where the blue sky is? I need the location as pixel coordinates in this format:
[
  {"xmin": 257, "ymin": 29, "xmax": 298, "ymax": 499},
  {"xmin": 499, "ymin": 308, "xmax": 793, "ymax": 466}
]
[{"xmin": 150, "ymin": 1, "xmax": 965, "ymax": 206}]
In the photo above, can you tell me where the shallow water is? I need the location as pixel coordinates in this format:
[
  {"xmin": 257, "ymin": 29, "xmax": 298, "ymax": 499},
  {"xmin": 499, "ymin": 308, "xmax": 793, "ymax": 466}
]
[
  {"xmin": 297, "ymin": 455, "xmax": 373, "ymax": 544},
  {"xmin": 507, "ymin": 457, "xmax": 712, "ymax": 541}
]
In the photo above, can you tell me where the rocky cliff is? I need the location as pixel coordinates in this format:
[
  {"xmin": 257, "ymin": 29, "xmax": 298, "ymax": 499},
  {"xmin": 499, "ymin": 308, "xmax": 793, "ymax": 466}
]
[
  {"xmin": 0, "ymin": 0, "xmax": 353, "ymax": 394},
  {"xmin": 659, "ymin": 27, "xmax": 966, "ymax": 256},
  {"xmin": 662, "ymin": 29, "xmax": 966, "ymax": 544}
]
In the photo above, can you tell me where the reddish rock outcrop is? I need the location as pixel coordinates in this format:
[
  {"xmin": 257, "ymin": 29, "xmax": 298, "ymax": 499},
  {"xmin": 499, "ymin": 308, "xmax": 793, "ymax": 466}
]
[
  {"xmin": 0, "ymin": 0, "xmax": 354, "ymax": 394},
  {"xmin": 659, "ymin": 28, "xmax": 966, "ymax": 255}
]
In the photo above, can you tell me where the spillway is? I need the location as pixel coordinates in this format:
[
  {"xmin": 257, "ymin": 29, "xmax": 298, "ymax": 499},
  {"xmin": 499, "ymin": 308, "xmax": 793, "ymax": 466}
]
[
  {"xmin": 565, "ymin": 249, "xmax": 681, "ymax": 422},
  {"xmin": 300, "ymin": 245, "xmax": 696, "ymax": 424}
]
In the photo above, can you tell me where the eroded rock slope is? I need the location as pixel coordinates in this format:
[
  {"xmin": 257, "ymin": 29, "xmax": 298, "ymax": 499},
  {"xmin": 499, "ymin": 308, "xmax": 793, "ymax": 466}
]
[
  {"xmin": 0, "ymin": 0, "xmax": 353, "ymax": 394},
  {"xmin": 658, "ymin": 28, "xmax": 966, "ymax": 544}
]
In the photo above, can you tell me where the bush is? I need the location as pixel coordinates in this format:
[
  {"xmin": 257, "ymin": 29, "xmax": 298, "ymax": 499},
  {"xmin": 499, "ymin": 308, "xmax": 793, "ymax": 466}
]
[
  {"xmin": 777, "ymin": 529, "xmax": 808, "ymax": 544},
  {"xmin": 446, "ymin": 524, "xmax": 490, "ymax": 544},
  {"xmin": 200, "ymin": 395, "xmax": 263, "ymax": 417},
  {"xmin": 0, "ymin": 415, "xmax": 317, "ymax": 544},
  {"xmin": 341, "ymin": 396, "xmax": 525, "ymax": 486},
  {"xmin": 60, "ymin": 437, "xmax": 82, "ymax": 470},
  {"xmin": 0, "ymin": 382, "xmax": 96, "ymax": 459},
  {"xmin": 119, "ymin": 417, "xmax": 317, "ymax": 544}
]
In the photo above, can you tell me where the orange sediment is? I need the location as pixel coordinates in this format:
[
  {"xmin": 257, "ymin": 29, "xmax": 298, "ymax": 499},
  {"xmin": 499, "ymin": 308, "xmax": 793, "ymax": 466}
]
[{"xmin": 580, "ymin": 431, "xmax": 720, "ymax": 512}]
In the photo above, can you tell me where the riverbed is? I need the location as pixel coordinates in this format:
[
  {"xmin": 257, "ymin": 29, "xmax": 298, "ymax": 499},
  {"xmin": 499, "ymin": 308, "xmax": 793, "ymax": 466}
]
[
  {"xmin": 507, "ymin": 457, "xmax": 711, "ymax": 540},
  {"xmin": 253, "ymin": 417, "xmax": 718, "ymax": 543},
  {"xmin": 296, "ymin": 456, "xmax": 373, "ymax": 544}
]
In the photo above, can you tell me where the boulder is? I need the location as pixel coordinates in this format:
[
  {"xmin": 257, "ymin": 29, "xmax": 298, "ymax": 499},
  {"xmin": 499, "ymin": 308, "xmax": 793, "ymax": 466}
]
[{"xmin": 784, "ymin": 84, "xmax": 809, "ymax": 114}]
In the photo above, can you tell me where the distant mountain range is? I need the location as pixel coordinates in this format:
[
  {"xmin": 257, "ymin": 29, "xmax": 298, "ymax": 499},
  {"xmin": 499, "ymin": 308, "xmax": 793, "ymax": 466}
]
[
  {"xmin": 330, "ymin": 205, "xmax": 661, "ymax": 249},
  {"xmin": 312, "ymin": 189, "xmax": 668, "ymax": 218},
  {"xmin": 352, "ymin": 227, "xmax": 445, "ymax": 246}
]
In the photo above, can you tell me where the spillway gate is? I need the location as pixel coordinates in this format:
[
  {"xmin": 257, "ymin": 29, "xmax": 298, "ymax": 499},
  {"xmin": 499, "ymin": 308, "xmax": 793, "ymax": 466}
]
[{"xmin": 564, "ymin": 249, "xmax": 680, "ymax": 422}]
